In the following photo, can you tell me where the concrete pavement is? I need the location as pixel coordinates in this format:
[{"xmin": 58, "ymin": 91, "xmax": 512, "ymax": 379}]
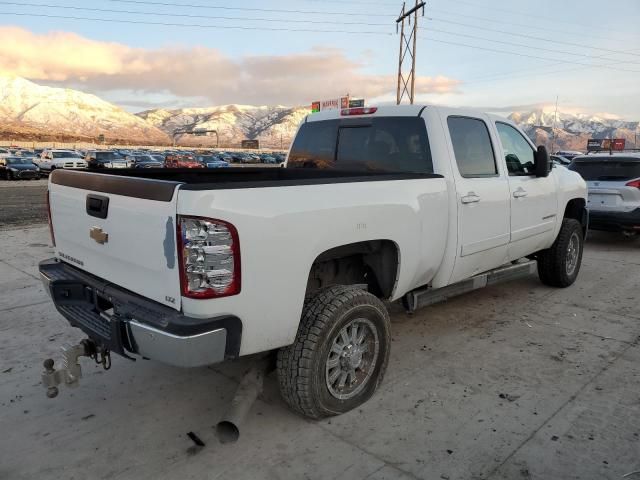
[{"xmin": 0, "ymin": 225, "xmax": 638, "ymax": 480}]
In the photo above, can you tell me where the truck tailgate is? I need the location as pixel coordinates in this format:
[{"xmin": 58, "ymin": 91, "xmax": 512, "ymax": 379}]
[{"xmin": 48, "ymin": 170, "xmax": 182, "ymax": 310}]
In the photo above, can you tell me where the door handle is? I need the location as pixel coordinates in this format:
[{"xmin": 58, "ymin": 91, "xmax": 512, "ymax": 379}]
[
  {"xmin": 513, "ymin": 188, "xmax": 528, "ymax": 198},
  {"xmin": 461, "ymin": 192, "xmax": 481, "ymax": 204}
]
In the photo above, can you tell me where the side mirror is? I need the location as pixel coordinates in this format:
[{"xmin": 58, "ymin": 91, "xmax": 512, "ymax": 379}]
[{"xmin": 535, "ymin": 145, "xmax": 551, "ymax": 177}]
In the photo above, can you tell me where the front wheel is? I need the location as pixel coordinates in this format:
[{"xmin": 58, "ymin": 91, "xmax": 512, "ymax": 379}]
[
  {"xmin": 537, "ymin": 218, "xmax": 584, "ymax": 288},
  {"xmin": 277, "ymin": 285, "xmax": 391, "ymax": 419}
]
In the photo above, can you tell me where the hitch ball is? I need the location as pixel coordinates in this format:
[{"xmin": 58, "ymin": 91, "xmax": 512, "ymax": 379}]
[{"xmin": 43, "ymin": 359, "xmax": 59, "ymax": 398}]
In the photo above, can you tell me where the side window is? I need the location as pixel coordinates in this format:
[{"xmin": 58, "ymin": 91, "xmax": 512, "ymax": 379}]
[
  {"xmin": 447, "ymin": 117, "xmax": 497, "ymax": 177},
  {"xmin": 495, "ymin": 122, "xmax": 536, "ymax": 176}
]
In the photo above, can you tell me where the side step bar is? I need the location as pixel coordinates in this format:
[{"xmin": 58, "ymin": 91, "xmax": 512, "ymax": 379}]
[{"xmin": 403, "ymin": 260, "xmax": 537, "ymax": 313}]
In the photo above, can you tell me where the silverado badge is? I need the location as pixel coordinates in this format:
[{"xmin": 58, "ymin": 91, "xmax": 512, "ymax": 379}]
[{"xmin": 89, "ymin": 226, "xmax": 109, "ymax": 244}]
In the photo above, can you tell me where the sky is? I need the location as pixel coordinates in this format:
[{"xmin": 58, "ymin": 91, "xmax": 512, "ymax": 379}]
[{"xmin": 0, "ymin": 0, "xmax": 639, "ymax": 118}]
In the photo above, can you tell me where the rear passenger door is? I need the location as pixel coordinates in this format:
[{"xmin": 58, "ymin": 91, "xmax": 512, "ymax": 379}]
[
  {"xmin": 494, "ymin": 122, "xmax": 558, "ymax": 260},
  {"xmin": 444, "ymin": 114, "xmax": 511, "ymax": 283}
]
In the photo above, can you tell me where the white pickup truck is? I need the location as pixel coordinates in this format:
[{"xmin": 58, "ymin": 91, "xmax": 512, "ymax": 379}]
[
  {"xmin": 35, "ymin": 149, "xmax": 87, "ymax": 172},
  {"xmin": 40, "ymin": 105, "xmax": 587, "ymax": 419}
]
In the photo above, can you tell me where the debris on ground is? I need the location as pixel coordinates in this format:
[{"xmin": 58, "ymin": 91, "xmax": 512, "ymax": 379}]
[{"xmin": 499, "ymin": 393, "xmax": 521, "ymax": 402}]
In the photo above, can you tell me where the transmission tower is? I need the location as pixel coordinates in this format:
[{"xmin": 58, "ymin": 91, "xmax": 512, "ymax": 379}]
[{"xmin": 396, "ymin": 1, "xmax": 426, "ymax": 105}]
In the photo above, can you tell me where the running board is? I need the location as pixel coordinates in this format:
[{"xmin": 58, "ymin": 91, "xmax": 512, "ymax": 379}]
[{"xmin": 403, "ymin": 260, "xmax": 537, "ymax": 313}]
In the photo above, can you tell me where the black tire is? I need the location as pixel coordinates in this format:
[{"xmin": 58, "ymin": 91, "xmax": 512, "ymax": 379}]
[
  {"xmin": 277, "ymin": 285, "xmax": 391, "ymax": 419},
  {"xmin": 6, "ymin": 171, "xmax": 13, "ymax": 181},
  {"xmin": 537, "ymin": 218, "xmax": 583, "ymax": 288}
]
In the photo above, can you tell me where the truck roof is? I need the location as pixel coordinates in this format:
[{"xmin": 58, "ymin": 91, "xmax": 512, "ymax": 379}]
[{"xmin": 306, "ymin": 104, "xmax": 511, "ymax": 123}]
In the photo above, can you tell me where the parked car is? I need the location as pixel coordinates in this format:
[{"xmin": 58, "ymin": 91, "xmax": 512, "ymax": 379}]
[
  {"xmin": 0, "ymin": 156, "xmax": 40, "ymax": 180},
  {"xmin": 0, "ymin": 148, "xmax": 10, "ymax": 158},
  {"xmin": 85, "ymin": 150, "xmax": 128, "ymax": 169},
  {"xmin": 125, "ymin": 154, "xmax": 164, "ymax": 168},
  {"xmin": 260, "ymin": 154, "xmax": 277, "ymax": 164},
  {"xmin": 196, "ymin": 155, "xmax": 230, "ymax": 168},
  {"xmin": 40, "ymin": 104, "xmax": 587, "ymax": 420},
  {"xmin": 36, "ymin": 150, "xmax": 86, "ymax": 172},
  {"xmin": 164, "ymin": 154, "xmax": 205, "ymax": 168},
  {"xmin": 569, "ymin": 153, "xmax": 640, "ymax": 235},
  {"xmin": 554, "ymin": 150, "xmax": 583, "ymax": 161},
  {"xmin": 551, "ymin": 154, "xmax": 571, "ymax": 166}
]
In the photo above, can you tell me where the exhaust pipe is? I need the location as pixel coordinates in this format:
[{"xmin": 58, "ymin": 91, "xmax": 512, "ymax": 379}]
[{"xmin": 216, "ymin": 359, "xmax": 269, "ymax": 444}]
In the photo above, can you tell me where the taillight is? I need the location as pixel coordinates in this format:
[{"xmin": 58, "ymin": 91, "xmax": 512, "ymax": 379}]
[
  {"xmin": 177, "ymin": 216, "xmax": 241, "ymax": 299},
  {"xmin": 626, "ymin": 179, "xmax": 640, "ymax": 189},
  {"xmin": 340, "ymin": 107, "xmax": 378, "ymax": 116},
  {"xmin": 46, "ymin": 190, "xmax": 55, "ymax": 247}
]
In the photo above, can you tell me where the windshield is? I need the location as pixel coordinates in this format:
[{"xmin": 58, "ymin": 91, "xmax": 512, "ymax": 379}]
[
  {"xmin": 6, "ymin": 157, "xmax": 33, "ymax": 165},
  {"xmin": 288, "ymin": 117, "xmax": 433, "ymax": 173},
  {"xmin": 134, "ymin": 155, "xmax": 155, "ymax": 162},
  {"xmin": 96, "ymin": 152, "xmax": 124, "ymax": 161},
  {"xmin": 52, "ymin": 151, "xmax": 81, "ymax": 158},
  {"xmin": 569, "ymin": 158, "xmax": 640, "ymax": 181}
]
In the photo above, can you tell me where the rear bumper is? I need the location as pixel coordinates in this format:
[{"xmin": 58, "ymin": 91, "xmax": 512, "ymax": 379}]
[
  {"xmin": 39, "ymin": 258, "xmax": 242, "ymax": 367},
  {"xmin": 588, "ymin": 208, "xmax": 640, "ymax": 232}
]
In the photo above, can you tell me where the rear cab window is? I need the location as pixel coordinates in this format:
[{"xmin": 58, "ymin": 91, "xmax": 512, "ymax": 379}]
[{"xmin": 288, "ymin": 117, "xmax": 433, "ymax": 174}]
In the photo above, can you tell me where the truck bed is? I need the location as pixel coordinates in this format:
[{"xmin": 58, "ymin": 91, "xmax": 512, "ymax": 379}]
[{"xmin": 51, "ymin": 167, "xmax": 442, "ymax": 191}]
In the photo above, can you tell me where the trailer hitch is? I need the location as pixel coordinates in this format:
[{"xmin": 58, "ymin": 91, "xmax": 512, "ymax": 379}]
[{"xmin": 41, "ymin": 339, "xmax": 110, "ymax": 398}]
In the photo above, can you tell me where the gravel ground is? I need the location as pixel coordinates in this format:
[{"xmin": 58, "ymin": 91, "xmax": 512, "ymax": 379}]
[
  {"xmin": 0, "ymin": 178, "xmax": 48, "ymax": 228},
  {"xmin": 0, "ymin": 203, "xmax": 639, "ymax": 479}
]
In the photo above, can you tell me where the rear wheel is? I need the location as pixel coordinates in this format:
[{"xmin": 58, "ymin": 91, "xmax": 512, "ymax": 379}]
[
  {"xmin": 6, "ymin": 171, "xmax": 13, "ymax": 180},
  {"xmin": 277, "ymin": 285, "xmax": 391, "ymax": 419},
  {"xmin": 537, "ymin": 218, "xmax": 584, "ymax": 287}
]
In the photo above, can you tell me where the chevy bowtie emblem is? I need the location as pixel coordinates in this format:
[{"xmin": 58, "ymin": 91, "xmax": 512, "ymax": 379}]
[{"xmin": 89, "ymin": 226, "xmax": 109, "ymax": 244}]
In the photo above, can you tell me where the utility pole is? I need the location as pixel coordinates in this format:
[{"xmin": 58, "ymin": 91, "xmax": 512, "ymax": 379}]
[
  {"xmin": 396, "ymin": 0, "xmax": 426, "ymax": 105},
  {"xmin": 551, "ymin": 95, "xmax": 559, "ymax": 153}
]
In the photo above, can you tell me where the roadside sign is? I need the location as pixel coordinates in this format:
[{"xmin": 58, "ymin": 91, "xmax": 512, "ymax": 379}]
[
  {"xmin": 311, "ymin": 101, "xmax": 321, "ymax": 113},
  {"xmin": 348, "ymin": 99, "xmax": 365, "ymax": 108},
  {"xmin": 241, "ymin": 139, "xmax": 260, "ymax": 149},
  {"xmin": 587, "ymin": 138, "xmax": 626, "ymax": 151}
]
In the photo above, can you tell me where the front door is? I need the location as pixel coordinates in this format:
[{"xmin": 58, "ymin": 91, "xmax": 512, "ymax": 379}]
[
  {"xmin": 494, "ymin": 122, "xmax": 558, "ymax": 260},
  {"xmin": 444, "ymin": 114, "xmax": 511, "ymax": 283}
]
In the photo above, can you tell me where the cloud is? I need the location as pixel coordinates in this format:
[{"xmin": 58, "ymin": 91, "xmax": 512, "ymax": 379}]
[{"xmin": 0, "ymin": 26, "xmax": 460, "ymax": 107}]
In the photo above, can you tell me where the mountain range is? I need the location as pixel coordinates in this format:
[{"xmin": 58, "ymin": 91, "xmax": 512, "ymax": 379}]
[
  {"xmin": 1, "ymin": 75, "xmax": 638, "ymax": 151},
  {"xmin": 0, "ymin": 75, "xmax": 169, "ymax": 144}
]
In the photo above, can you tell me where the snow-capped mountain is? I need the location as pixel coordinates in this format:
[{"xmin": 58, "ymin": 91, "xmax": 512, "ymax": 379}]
[
  {"xmin": 138, "ymin": 105, "xmax": 309, "ymax": 149},
  {"xmin": 507, "ymin": 107, "xmax": 639, "ymax": 151},
  {"xmin": 0, "ymin": 75, "xmax": 169, "ymax": 144}
]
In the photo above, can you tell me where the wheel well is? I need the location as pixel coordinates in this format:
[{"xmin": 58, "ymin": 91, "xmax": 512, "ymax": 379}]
[
  {"xmin": 306, "ymin": 240, "xmax": 399, "ymax": 299},
  {"xmin": 564, "ymin": 198, "xmax": 587, "ymax": 233}
]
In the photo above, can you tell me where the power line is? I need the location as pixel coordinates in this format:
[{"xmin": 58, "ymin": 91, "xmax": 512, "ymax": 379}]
[
  {"xmin": 427, "ymin": 7, "xmax": 637, "ymax": 45},
  {"xmin": 447, "ymin": 0, "xmax": 596, "ymax": 30},
  {"xmin": 426, "ymin": 16, "xmax": 640, "ymax": 59},
  {"xmin": 418, "ymin": 36, "xmax": 640, "ymax": 74},
  {"xmin": 425, "ymin": 26, "xmax": 640, "ymax": 66},
  {"xmin": 466, "ymin": 46, "xmax": 640, "ymax": 83},
  {"xmin": 107, "ymin": 0, "xmax": 394, "ymax": 17},
  {"xmin": 0, "ymin": 11, "xmax": 394, "ymax": 35},
  {"xmin": 0, "ymin": 1, "xmax": 390, "ymax": 26}
]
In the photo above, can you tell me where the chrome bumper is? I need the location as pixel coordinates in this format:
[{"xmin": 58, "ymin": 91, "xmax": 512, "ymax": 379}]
[
  {"xmin": 129, "ymin": 321, "xmax": 227, "ymax": 367},
  {"xmin": 39, "ymin": 258, "xmax": 241, "ymax": 368}
]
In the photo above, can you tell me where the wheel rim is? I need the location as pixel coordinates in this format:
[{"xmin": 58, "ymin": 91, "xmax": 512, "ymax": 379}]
[
  {"xmin": 325, "ymin": 317, "xmax": 380, "ymax": 400},
  {"xmin": 566, "ymin": 232, "xmax": 580, "ymax": 276}
]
